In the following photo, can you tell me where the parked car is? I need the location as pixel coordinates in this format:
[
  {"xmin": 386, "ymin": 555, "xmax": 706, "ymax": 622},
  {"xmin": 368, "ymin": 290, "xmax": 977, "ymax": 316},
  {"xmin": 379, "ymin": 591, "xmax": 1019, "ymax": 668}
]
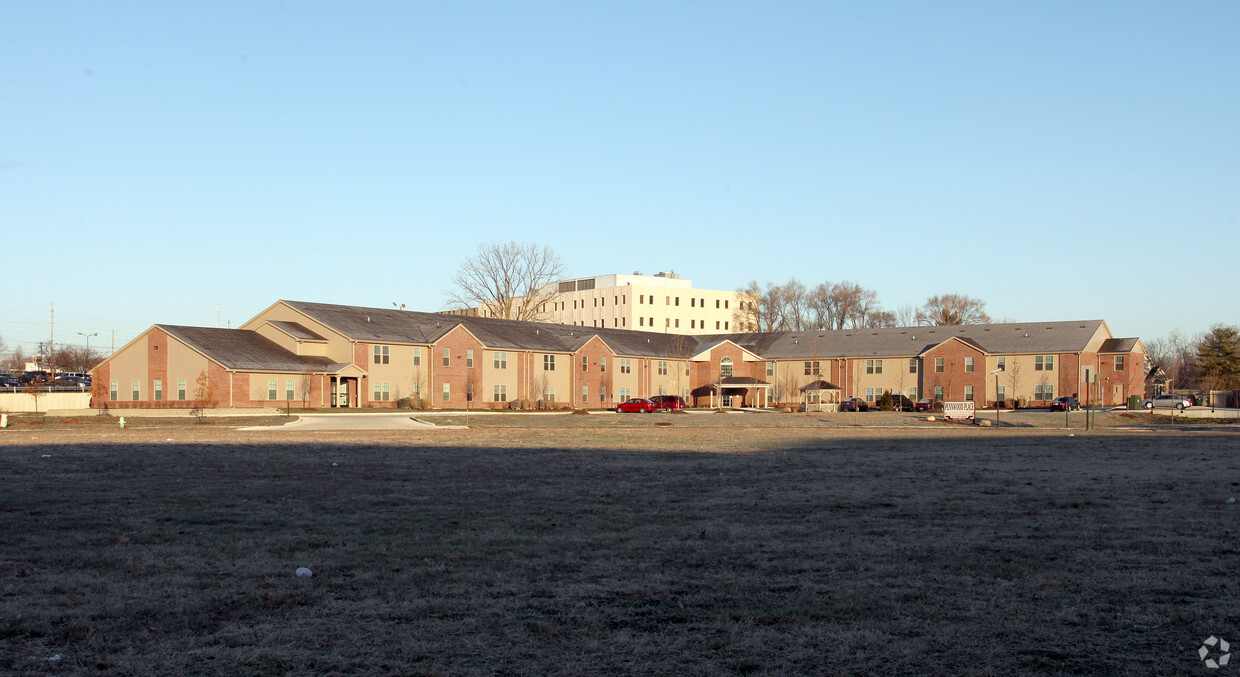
[
  {"xmin": 615, "ymin": 398, "xmax": 658, "ymax": 413},
  {"xmin": 1049, "ymin": 396, "xmax": 1081, "ymax": 412},
  {"xmin": 53, "ymin": 375, "xmax": 90, "ymax": 388},
  {"xmin": 1142, "ymin": 394, "xmax": 1192, "ymax": 410},
  {"xmin": 18, "ymin": 370, "xmax": 50, "ymax": 385},
  {"xmin": 0, "ymin": 375, "xmax": 20, "ymax": 388},
  {"xmin": 888, "ymin": 394, "xmax": 914, "ymax": 411},
  {"xmin": 649, "ymin": 395, "xmax": 687, "ymax": 410},
  {"xmin": 913, "ymin": 398, "xmax": 935, "ymax": 412},
  {"xmin": 839, "ymin": 397, "xmax": 869, "ymax": 412}
]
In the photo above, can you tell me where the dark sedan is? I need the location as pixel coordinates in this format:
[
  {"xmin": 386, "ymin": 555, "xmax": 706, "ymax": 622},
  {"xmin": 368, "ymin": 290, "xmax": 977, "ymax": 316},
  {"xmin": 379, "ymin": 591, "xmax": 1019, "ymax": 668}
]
[
  {"xmin": 1049, "ymin": 396, "xmax": 1080, "ymax": 412},
  {"xmin": 839, "ymin": 397, "xmax": 869, "ymax": 412}
]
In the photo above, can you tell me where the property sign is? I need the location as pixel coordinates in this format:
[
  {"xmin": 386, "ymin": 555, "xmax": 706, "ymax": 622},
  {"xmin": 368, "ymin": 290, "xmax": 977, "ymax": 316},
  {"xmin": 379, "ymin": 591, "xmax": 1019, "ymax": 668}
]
[{"xmin": 944, "ymin": 401, "xmax": 976, "ymax": 421}]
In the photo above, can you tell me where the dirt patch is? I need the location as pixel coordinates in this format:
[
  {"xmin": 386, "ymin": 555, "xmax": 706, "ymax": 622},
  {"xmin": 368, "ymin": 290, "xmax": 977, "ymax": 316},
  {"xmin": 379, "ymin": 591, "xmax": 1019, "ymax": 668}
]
[{"xmin": 1, "ymin": 422, "xmax": 1237, "ymax": 674}]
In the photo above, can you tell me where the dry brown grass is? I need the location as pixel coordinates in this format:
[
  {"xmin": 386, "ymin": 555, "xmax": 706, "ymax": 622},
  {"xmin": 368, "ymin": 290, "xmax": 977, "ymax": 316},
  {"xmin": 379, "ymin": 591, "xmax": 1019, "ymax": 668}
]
[{"xmin": 1, "ymin": 418, "xmax": 1238, "ymax": 675}]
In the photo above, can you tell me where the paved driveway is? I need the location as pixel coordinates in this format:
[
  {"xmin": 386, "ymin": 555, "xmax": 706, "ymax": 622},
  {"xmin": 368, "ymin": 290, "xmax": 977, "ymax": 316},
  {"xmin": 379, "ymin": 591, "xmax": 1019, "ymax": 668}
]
[{"xmin": 239, "ymin": 413, "xmax": 463, "ymax": 431}]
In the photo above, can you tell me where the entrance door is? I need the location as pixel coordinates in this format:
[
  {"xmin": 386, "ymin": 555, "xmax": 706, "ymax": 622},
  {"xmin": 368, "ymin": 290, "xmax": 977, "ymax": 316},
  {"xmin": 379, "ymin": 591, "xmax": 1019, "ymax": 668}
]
[{"xmin": 336, "ymin": 379, "xmax": 350, "ymax": 407}]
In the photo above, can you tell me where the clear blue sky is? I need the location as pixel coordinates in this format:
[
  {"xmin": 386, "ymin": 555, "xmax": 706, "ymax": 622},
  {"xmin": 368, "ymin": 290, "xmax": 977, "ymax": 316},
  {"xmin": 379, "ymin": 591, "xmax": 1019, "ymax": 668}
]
[{"xmin": 4, "ymin": 1, "xmax": 1237, "ymax": 356}]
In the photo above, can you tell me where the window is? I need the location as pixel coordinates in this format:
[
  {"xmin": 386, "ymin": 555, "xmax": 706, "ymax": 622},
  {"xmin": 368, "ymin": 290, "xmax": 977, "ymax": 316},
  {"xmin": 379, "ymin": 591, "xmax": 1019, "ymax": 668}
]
[
  {"xmin": 996, "ymin": 385, "xmax": 1005, "ymax": 402},
  {"xmin": 965, "ymin": 357, "xmax": 974, "ymax": 373},
  {"xmin": 716, "ymin": 300, "xmax": 720, "ymax": 308},
  {"xmin": 373, "ymin": 382, "xmax": 390, "ymax": 401},
  {"xmin": 442, "ymin": 383, "xmax": 450, "ymax": 402},
  {"xmin": 600, "ymin": 356, "xmax": 606, "ymax": 372},
  {"xmin": 964, "ymin": 385, "xmax": 974, "ymax": 401},
  {"xmin": 443, "ymin": 348, "xmax": 450, "ymax": 367},
  {"xmin": 493, "ymin": 384, "xmax": 508, "ymax": 402},
  {"xmin": 909, "ymin": 358, "xmax": 918, "ymax": 374},
  {"xmin": 720, "ymin": 357, "xmax": 734, "ymax": 378},
  {"xmin": 665, "ymin": 296, "xmax": 670, "ymax": 306},
  {"xmin": 675, "ymin": 297, "xmax": 679, "ymax": 306},
  {"xmin": 413, "ymin": 382, "xmax": 421, "ymax": 395},
  {"xmin": 268, "ymin": 379, "xmax": 277, "ymax": 400},
  {"xmin": 153, "ymin": 379, "xmax": 162, "ymax": 402},
  {"xmin": 466, "ymin": 350, "xmax": 474, "ymax": 368},
  {"xmin": 639, "ymin": 317, "xmax": 644, "ymax": 326},
  {"xmin": 657, "ymin": 360, "xmax": 668, "ymax": 376},
  {"xmin": 725, "ymin": 322, "xmax": 729, "ymax": 330},
  {"xmin": 1114, "ymin": 355, "xmax": 1125, "ymax": 370},
  {"xmin": 466, "ymin": 383, "xmax": 474, "ymax": 402},
  {"xmin": 995, "ymin": 356, "xmax": 1005, "ymax": 372},
  {"xmin": 725, "ymin": 300, "xmax": 729, "ymax": 309},
  {"xmin": 767, "ymin": 362, "xmax": 775, "ymax": 377},
  {"xmin": 658, "ymin": 387, "xmax": 667, "ymax": 396},
  {"xmin": 110, "ymin": 381, "xmax": 118, "ymax": 401},
  {"xmin": 494, "ymin": 352, "xmax": 507, "ymax": 369},
  {"xmin": 639, "ymin": 295, "xmax": 644, "ymax": 304},
  {"xmin": 582, "ymin": 355, "xmax": 589, "ymax": 372},
  {"xmin": 649, "ymin": 317, "xmax": 654, "ymax": 326},
  {"xmin": 1034, "ymin": 384, "xmax": 1054, "ymax": 400},
  {"xmin": 619, "ymin": 387, "xmax": 630, "ymax": 401},
  {"xmin": 373, "ymin": 345, "xmax": 389, "ymax": 364},
  {"xmin": 934, "ymin": 385, "xmax": 943, "ymax": 401},
  {"xmin": 132, "ymin": 380, "xmax": 140, "ymax": 401},
  {"xmin": 691, "ymin": 298, "xmax": 695, "ymax": 307},
  {"xmin": 909, "ymin": 387, "xmax": 918, "ymax": 400},
  {"xmin": 685, "ymin": 362, "xmax": 691, "ymax": 376},
  {"xmin": 620, "ymin": 358, "xmax": 631, "ymax": 374},
  {"xmin": 544, "ymin": 354, "xmax": 555, "ymax": 371},
  {"xmin": 674, "ymin": 319, "xmax": 679, "ymax": 328},
  {"xmin": 600, "ymin": 385, "xmax": 607, "ymax": 402},
  {"xmin": 866, "ymin": 388, "xmax": 877, "ymax": 402},
  {"xmin": 286, "ymin": 379, "xmax": 295, "ymax": 401},
  {"xmin": 413, "ymin": 347, "xmax": 421, "ymax": 366},
  {"xmin": 866, "ymin": 359, "xmax": 883, "ymax": 374},
  {"xmin": 582, "ymin": 386, "xmax": 589, "ymax": 402},
  {"xmin": 544, "ymin": 385, "xmax": 556, "ymax": 401},
  {"xmin": 177, "ymin": 378, "xmax": 186, "ymax": 401},
  {"xmin": 935, "ymin": 358, "xmax": 945, "ymax": 373},
  {"xmin": 716, "ymin": 321, "xmax": 720, "ymax": 329},
  {"xmin": 1035, "ymin": 355, "xmax": 1054, "ymax": 371},
  {"xmin": 804, "ymin": 361, "xmax": 820, "ymax": 376}
]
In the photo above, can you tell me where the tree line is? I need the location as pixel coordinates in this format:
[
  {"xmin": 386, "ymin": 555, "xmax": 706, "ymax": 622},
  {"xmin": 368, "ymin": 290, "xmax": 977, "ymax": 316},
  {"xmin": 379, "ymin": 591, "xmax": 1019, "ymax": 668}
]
[
  {"xmin": 1147, "ymin": 324, "xmax": 1240, "ymax": 393},
  {"xmin": 0, "ymin": 336, "xmax": 105, "ymax": 375},
  {"xmin": 732, "ymin": 279, "xmax": 991, "ymax": 332}
]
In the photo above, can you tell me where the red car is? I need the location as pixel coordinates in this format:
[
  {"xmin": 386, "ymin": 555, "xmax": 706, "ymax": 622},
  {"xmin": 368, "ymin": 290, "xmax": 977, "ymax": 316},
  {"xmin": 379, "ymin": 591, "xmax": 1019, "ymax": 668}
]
[
  {"xmin": 615, "ymin": 398, "xmax": 658, "ymax": 413},
  {"xmin": 649, "ymin": 395, "xmax": 687, "ymax": 410}
]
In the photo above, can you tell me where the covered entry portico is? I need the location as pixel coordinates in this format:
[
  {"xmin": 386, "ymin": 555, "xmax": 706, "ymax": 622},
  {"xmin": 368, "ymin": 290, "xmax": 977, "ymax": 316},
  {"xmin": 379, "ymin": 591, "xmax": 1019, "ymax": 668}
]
[
  {"xmin": 693, "ymin": 376, "xmax": 773, "ymax": 408},
  {"xmin": 328, "ymin": 364, "xmax": 367, "ymax": 408}
]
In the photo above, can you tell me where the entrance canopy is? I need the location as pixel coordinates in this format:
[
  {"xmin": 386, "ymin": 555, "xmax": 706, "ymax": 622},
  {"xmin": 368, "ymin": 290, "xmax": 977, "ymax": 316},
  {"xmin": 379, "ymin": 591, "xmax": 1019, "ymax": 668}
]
[{"xmin": 693, "ymin": 376, "xmax": 773, "ymax": 408}]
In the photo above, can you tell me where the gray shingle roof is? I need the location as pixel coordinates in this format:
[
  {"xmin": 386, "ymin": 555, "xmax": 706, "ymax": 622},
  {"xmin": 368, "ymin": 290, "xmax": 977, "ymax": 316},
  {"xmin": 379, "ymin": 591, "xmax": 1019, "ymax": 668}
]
[
  {"xmin": 277, "ymin": 301, "xmax": 1117, "ymax": 360},
  {"xmin": 1099, "ymin": 337, "xmax": 1139, "ymax": 353},
  {"xmin": 267, "ymin": 321, "xmax": 326, "ymax": 341},
  {"xmin": 159, "ymin": 325, "xmax": 342, "ymax": 372}
]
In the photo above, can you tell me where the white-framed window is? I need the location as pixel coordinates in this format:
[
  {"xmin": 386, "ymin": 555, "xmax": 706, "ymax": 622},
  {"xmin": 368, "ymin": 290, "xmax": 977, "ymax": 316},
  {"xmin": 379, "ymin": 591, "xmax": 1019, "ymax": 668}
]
[
  {"xmin": 153, "ymin": 379, "xmax": 162, "ymax": 402},
  {"xmin": 268, "ymin": 379, "xmax": 277, "ymax": 400},
  {"xmin": 965, "ymin": 357, "xmax": 975, "ymax": 373},
  {"xmin": 934, "ymin": 386, "xmax": 943, "ymax": 401},
  {"xmin": 413, "ymin": 347, "xmax": 421, "ymax": 366},
  {"xmin": 908, "ymin": 387, "xmax": 918, "ymax": 400},
  {"xmin": 1114, "ymin": 355, "xmax": 1125, "ymax": 370},
  {"xmin": 544, "ymin": 385, "xmax": 556, "ymax": 402},
  {"xmin": 374, "ymin": 345, "xmax": 389, "ymax": 364},
  {"xmin": 658, "ymin": 387, "xmax": 667, "ymax": 396},
  {"xmin": 639, "ymin": 317, "xmax": 644, "ymax": 326},
  {"xmin": 600, "ymin": 356, "xmax": 606, "ymax": 372},
  {"xmin": 964, "ymin": 385, "xmax": 974, "ymax": 401},
  {"xmin": 466, "ymin": 382, "xmax": 474, "ymax": 402},
  {"xmin": 935, "ymin": 358, "xmax": 945, "ymax": 373},
  {"xmin": 373, "ymin": 382, "xmax": 390, "ymax": 401},
  {"xmin": 466, "ymin": 350, "xmax": 474, "ymax": 368},
  {"xmin": 132, "ymin": 379, "xmax": 141, "ymax": 401},
  {"xmin": 804, "ymin": 361, "xmax": 820, "ymax": 376},
  {"xmin": 1035, "ymin": 355, "xmax": 1054, "ymax": 371},
  {"xmin": 866, "ymin": 387, "xmax": 877, "ymax": 401},
  {"xmin": 493, "ymin": 384, "xmax": 507, "ymax": 402},
  {"xmin": 619, "ymin": 387, "xmax": 631, "ymax": 401},
  {"xmin": 996, "ymin": 356, "xmax": 1005, "ymax": 372},
  {"xmin": 443, "ymin": 349, "xmax": 451, "ymax": 367},
  {"xmin": 600, "ymin": 385, "xmax": 607, "ymax": 402},
  {"xmin": 909, "ymin": 358, "xmax": 918, "ymax": 374},
  {"xmin": 582, "ymin": 356, "xmax": 589, "ymax": 372},
  {"xmin": 867, "ymin": 359, "xmax": 883, "ymax": 374},
  {"xmin": 620, "ymin": 358, "xmax": 631, "ymax": 374},
  {"xmin": 110, "ymin": 380, "xmax": 118, "ymax": 401},
  {"xmin": 177, "ymin": 378, "xmax": 187, "ymax": 401},
  {"xmin": 996, "ymin": 385, "xmax": 1005, "ymax": 402},
  {"xmin": 494, "ymin": 352, "xmax": 507, "ymax": 369},
  {"xmin": 720, "ymin": 357, "xmax": 733, "ymax": 378},
  {"xmin": 286, "ymin": 379, "xmax": 295, "ymax": 401},
  {"xmin": 657, "ymin": 360, "xmax": 668, "ymax": 376},
  {"xmin": 442, "ymin": 383, "xmax": 450, "ymax": 402},
  {"xmin": 544, "ymin": 354, "xmax": 555, "ymax": 371},
  {"xmin": 582, "ymin": 385, "xmax": 589, "ymax": 402}
]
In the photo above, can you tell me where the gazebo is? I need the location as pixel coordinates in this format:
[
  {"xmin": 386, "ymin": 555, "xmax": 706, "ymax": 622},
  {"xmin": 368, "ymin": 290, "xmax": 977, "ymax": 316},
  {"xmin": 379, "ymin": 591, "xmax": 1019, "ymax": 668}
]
[{"xmin": 799, "ymin": 379, "xmax": 842, "ymax": 412}]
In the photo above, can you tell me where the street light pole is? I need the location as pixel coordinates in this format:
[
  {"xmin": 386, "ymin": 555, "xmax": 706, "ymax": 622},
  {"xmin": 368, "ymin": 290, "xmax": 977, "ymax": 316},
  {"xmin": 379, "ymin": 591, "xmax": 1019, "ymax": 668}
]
[{"xmin": 990, "ymin": 369, "xmax": 1002, "ymax": 426}]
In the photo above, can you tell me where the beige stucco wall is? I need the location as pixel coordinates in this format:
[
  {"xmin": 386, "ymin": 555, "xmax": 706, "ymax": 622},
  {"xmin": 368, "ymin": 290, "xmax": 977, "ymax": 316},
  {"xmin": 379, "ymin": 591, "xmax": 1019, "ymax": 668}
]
[{"xmin": 241, "ymin": 303, "xmax": 355, "ymax": 364}]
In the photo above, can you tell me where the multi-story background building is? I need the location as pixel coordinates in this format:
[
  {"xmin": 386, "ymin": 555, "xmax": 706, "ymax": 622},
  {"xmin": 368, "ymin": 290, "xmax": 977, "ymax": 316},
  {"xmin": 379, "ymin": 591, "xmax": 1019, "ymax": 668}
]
[{"xmin": 475, "ymin": 271, "xmax": 749, "ymax": 334}]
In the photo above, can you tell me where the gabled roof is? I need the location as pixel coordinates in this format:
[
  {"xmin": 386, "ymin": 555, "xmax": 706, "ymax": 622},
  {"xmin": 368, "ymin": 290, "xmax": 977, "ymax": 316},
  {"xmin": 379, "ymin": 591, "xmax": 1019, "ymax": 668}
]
[
  {"xmin": 267, "ymin": 321, "xmax": 326, "ymax": 342},
  {"xmin": 159, "ymin": 325, "xmax": 343, "ymax": 372},
  {"xmin": 273, "ymin": 301, "xmax": 1114, "ymax": 361}
]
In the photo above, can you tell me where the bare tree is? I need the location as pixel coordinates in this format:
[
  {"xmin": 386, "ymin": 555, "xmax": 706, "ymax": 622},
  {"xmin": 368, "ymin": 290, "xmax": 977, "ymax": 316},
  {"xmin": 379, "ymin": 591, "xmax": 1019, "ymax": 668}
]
[
  {"xmin": 298, "ymin": 369, "xmax": 315, "ymax": 409},
  {"xmin": 444, "ymin": 241, "xmax": 565, "ymax": 321},
  {"xmin": 1007, "ymin": 358, "xmax": 1023, "ymax": 407},
  {"xmin": 916, "ymin": 294, "xmax": 991, "ymax": 326},
  {"xmin": 1146, "ymin": 330, "xmax": 1200, "ymax": 388},
  {"xmin": 191, "ymin": 369, "xmax": 217, "ymax": 420}
]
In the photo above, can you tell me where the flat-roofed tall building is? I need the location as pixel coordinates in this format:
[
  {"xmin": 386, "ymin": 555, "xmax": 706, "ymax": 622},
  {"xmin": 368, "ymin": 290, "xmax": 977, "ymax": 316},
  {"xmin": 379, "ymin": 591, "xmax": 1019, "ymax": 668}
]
[{"xmin": 478, "ymin": 271, "xmax": 749, "ymax": 334}]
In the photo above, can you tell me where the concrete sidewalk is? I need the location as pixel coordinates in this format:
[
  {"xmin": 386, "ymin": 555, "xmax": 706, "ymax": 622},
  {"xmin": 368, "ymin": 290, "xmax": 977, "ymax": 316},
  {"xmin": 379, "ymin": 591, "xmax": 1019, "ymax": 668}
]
[{"xmin": 238, "ymin": 413, "xmax": 467, "ymax": 431}]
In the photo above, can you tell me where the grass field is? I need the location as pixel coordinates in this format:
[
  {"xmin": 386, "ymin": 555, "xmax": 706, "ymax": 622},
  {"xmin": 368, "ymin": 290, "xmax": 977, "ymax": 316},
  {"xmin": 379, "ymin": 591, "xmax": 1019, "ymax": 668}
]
[{"xmin": 1, "ymin": 415, "xmax": 1238, "ymax": 675}]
